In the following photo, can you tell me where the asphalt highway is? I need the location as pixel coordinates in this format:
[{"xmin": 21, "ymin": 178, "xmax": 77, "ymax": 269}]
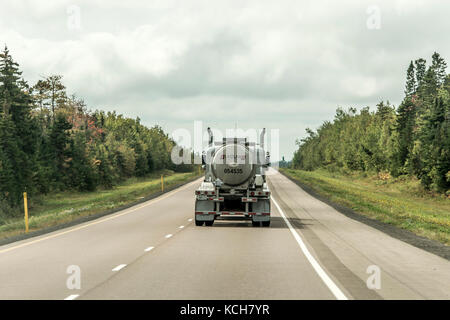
[{"xmin": 0, "ymin": 171, "xmax": 448, "ymax": 299}]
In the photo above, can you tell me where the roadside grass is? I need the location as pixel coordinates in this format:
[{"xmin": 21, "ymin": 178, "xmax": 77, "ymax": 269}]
[
  {"xmin": 0, "ymin": 170, "xmax": 200, "ymax": 241},
  {"xmin": 281, "ymin": 168, "xmax": 450, "ymax": 245}
]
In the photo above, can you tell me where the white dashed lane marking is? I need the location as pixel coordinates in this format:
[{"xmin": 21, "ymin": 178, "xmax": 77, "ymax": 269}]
[
  {"xmin": 64, "ymin": 294, "xmax": 79, "ymax": 300},
  {"xmin": 112, "ymin": 264, "xmax": 127, "ymax": 272},
  {"xmin": 145, "ymin": 246, "xmax": 154, "ymax": 252},
  {"xmin": 165, "ymin": 234, "xmax": 173, "ymax": 239}
]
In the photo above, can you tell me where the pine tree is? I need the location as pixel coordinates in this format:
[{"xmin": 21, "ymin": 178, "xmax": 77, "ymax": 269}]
[
  {"xmin": 48, "ymin": 113, "xmax": 73, "ymax": 189},
  {"xmin": 94, "ymin": 144, "xmax": 115, "ymax": 188},
  {"xmin": 0, "ymin": 45, "xmax": 189, "ymax": 215},
  {"xmin": 420, "ymin": 67, "xmax": 439, "ymax": 107},
  {"xmin": 395, "ymin": 98, "xmax": 416, "ymax": 174},
  {"xmin": 431, "ymin": 52, "xmax": 447, "ymax": 85},
  {"xmin": 433, "ymin": 97, "xmax": 450, "ymax": 191},
  {"xmin": 445, "ymin": 74, "xmax": 450, "ymax": 94},
  {"xmin": 0, "ymin": 46, "xmax": 21, "ymax": 115},
  {"xmin": 415, "ymin": 97, "xmax": 449, "ymax": 191},
  {"xmin": 69, "ymin": 131, "xmax": 96, "ymax": 191},
  {"xmin": 33, "ymin": 75, "xmax": 66, "ymax": 119},
  {"xmin": 0, "ymin": 46, "xmax": 39, "ymax": 205},
  {"xmin": 414, "ymin": 58, "xmax": 427, "ymax": 87},
  {"xmin": 0, "ymin": 115, "xmax": 22, "ymax": 207},
  {"xmin": 405, "ymin": 61, "xmax": 416, "ymax": 96}
]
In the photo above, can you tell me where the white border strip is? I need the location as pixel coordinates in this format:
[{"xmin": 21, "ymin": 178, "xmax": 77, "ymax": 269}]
[{"xmin": 272, "ymin": 197, "xmax": 348, "ymax": 300}]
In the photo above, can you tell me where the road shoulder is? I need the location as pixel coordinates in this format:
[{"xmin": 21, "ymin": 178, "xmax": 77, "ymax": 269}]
[
  {"xmin": 269, "ymin": 171, "xmax": 450, "ymax": 299},
  {"xmin": 279, "ymin": 170, "xmax": 450, "ymax": 261}
]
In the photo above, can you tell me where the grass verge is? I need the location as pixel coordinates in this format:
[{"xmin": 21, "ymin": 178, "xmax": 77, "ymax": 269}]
[
  {"xmin": 0, "ymin": 170, "xmax": 200, "ymax": 241},
  {"xmin": 281, "ymin": 168, "xmax": 450, "ymax": 246}
]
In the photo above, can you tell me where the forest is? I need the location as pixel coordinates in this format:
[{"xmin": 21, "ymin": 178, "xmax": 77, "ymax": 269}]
[
  {"xmin": 0, "ymin": 47, "xmax": 192, "ymax": 219},
  {"xmin": 292, "ymin": 52, "xmax": 450, "ymax": 194}
]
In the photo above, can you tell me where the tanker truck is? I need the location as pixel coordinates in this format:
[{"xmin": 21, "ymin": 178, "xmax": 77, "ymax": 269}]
[{"xmin": 194, "ymin": 128, "xmax": 271, "ymax": 227}]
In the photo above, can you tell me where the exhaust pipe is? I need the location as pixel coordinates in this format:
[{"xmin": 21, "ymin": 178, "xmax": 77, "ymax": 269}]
[
  {"xmin": 207, "ymin": 127, "xmax": 213, "ymax": 146},
  {"xmin": 260, "ymin": 128, "xmax": 266, "ymax": 148}
]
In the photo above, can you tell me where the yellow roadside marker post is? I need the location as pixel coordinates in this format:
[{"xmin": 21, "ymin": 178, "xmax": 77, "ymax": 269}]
[
  {"xmin": 161, "ymin": 175, "xmax": 164, "ymax": 192},
  {"xmin": 23, "ymin": 192, "xmax": 29, "ymax": 233}
]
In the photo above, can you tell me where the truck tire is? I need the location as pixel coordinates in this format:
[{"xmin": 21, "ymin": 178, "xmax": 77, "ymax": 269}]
[
  {"xmin": 205, "ymin": 221, "xmax": 214, "ymax": 226},
  {"xmin": 195, "ymin": 220, "xmax": 204, "ymax": 226},
  {"xmin": 252, "ymin": 221, "xmax": 260, "ymax": 227},
  {"xmin": 262, "ymin": 220, "xmax": 270, "ymax": 227}
]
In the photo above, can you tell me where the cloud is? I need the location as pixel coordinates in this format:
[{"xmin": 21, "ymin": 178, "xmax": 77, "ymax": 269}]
[{"xmin": 0, "ymin": 0, "xmax": 449, "ymax": 158}]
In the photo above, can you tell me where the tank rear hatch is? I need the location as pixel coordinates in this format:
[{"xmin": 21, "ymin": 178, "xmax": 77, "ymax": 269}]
[{"xmin": 212, "ymin": 141, "xmax": 254, "ymax": 186}]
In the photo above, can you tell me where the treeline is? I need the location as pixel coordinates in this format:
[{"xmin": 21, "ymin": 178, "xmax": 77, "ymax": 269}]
[
  {"xmin": 293, "ymin": 52, "xmax": 450, "ymax": 193},
  {"xmin": 0, "ymin": 47, "xmax": 192, "ymax": 217}
]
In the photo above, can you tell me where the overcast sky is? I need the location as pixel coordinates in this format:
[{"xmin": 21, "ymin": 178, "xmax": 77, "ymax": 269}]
[{"xmin": 1, "ymin": 0, "xmax": 449, "ymax": 160}]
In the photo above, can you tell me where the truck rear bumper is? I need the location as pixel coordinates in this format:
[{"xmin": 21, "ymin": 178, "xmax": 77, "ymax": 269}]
[{"xmin": 195, "ymin": 211, "xmax": 270, "ymax": 222}]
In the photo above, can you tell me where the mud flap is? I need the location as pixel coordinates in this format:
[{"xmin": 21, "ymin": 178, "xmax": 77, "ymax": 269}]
[
  {"xmin": 195, "ymin": 199, "xmax": 215, "ymax": 221},
  {"xmin": 252, "ymin": 199, "xmax": 270, "ymax": 222}
]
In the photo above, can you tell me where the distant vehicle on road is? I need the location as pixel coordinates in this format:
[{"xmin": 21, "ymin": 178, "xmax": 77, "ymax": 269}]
[{"xmin": 194, "ymin": 128, "xmax": 271, "ymax": 227}]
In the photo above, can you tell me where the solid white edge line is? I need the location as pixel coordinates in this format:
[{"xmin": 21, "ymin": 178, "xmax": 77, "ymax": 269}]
[
  {"xmin": 64, "ymin": 294, "xmax": 79, "ymax": 300},
  {"xmin": 112, "ymin": 264, "xmax": 127, "ymax": 272},
  {"xmin": 145, "ymin": 246, "xmax": 154, "ymax": 252},
  {"xmin": 272, "ymin": 197, "xmax": 348, "ymax": 300},
  {"xmin": 165, "ymin": 234, "xmax": 173, "ymax": 238}
]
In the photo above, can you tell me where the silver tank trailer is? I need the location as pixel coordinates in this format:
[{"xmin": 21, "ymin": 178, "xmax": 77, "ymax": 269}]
[{"xmin": 194, "ymin": 128, "xmax": 271, "ymax": 227}]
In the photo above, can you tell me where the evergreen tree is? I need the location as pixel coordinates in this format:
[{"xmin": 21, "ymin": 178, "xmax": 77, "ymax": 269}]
[
  {"xmin": 445, "ymin": 74, "xmax": 450, "ymax": 94},
  {"xmin": 431, "ymin": 52, "xmax": 447, "ymax": 85},
  {"xmin": 48, "ymin": 113, "xmax": 73, "ymax": 189},
  {"xmin": 69, "ymin": 131, "xmax": 96, "ymax": 191},
  {"xmin": 415, "ymin": 58, "xmax": 427, "ymax": 87},
  {"xmin": 0, "ymin": 46, "xmax": 39, "ymax": 204},
  {"xmin": 415, "ymin": 97, "xmax": 449, "ymax": 191},
  {"xmin": 33, "ymin": 75, "xmax": 66, "ymax": 119},
  {"xmin": 0, "ymin": 46, "xmax": 191, "ymax": 215},
  {"xmin": 405, "ymin": 61, "xmax": 416, "ymax": 96},
  {"xmin": 417, "ymin": 67, "xmax": 439, "ymax": 111},
  {"xmin": 0, "ymin": 46, "xmax": 20, "ymax": 115},
  {"xmin": 0, "ymin": 115, "xmax": 22, "ymax": 206},
  {"xmin": 94, "ymin": 144, "xmax": 115, "ymax": 188},
  {"xmin": 395, "ymin": 98, "xmax": 416, "ymax": 173}
]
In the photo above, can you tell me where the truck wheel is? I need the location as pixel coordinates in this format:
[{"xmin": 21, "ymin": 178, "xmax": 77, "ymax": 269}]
[
  {"xmin": 195, "ymin": 220, "xmax": 204, "ymax": 226},
  {"xmin": 262, "ymin": 220, "xmax": 270, "ymax": 227},
  {"xmin": 205, "ymin": 221, "xmax": 214, "ymax": 226},
  {"xmin": 252, "ymin": 221, "xmax": 260, "ymax": 227}
]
